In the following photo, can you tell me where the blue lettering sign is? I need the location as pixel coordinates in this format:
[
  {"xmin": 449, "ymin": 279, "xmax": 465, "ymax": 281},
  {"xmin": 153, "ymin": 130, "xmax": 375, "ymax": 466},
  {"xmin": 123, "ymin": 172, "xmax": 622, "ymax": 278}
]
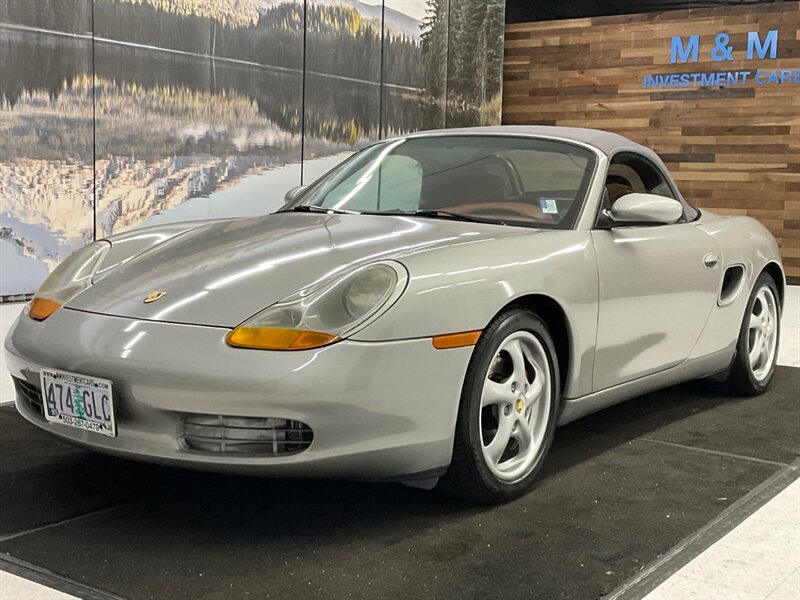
[
  {"xmin": 671, "ymin": 35, "xmax": 699, "ymax": 64},
  {"xmin": 747, "ymin": 30, "xmax": 778, "ymax": 60},
  {"xmin": 647, "ymin": 29, "xmax": 794, "ymax": 91},
  {"xmin": 710, "ymin": 33, "xmax": 734, "ymax": 61}
]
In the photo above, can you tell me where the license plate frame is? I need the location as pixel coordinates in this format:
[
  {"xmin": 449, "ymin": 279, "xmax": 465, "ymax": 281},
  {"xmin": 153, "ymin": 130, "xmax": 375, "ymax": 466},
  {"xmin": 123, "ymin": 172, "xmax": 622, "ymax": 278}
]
[{"xmin": 40, "ymin": 368, "xmax": 116, "ymax": 437}]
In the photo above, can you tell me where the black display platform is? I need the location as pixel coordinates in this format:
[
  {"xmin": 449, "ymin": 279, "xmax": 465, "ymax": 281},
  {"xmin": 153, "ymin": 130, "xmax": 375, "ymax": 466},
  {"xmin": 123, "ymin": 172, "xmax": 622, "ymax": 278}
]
[{"xmin": 1, "ymin": 367, "xmax": 798, "ymax": 600}]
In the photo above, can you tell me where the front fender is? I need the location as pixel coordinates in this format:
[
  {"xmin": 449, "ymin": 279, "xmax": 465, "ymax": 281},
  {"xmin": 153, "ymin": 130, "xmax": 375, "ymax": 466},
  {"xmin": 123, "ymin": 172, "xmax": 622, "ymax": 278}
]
[{"xmin": 352, "ymin": 230, "xmax": 599, "ymax": 398}]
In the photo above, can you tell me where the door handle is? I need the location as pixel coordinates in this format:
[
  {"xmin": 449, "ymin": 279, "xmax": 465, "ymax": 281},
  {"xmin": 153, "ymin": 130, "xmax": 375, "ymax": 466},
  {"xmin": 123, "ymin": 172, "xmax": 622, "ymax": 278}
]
[{"xmin": 703, "ymin": 253, "xmax": 719, "ymax": 268}]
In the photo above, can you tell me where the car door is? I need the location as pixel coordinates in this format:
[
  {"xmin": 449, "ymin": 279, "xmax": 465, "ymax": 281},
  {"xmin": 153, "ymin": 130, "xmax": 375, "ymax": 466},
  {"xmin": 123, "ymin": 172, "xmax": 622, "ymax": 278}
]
[{"xmin": 591, "ymin": 153, "xmax": 721, "ymax": 391}]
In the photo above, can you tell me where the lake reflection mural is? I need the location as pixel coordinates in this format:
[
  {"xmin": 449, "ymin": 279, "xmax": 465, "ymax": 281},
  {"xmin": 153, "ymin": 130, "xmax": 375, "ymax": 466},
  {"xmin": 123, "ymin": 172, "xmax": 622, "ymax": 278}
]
[{"xmin": 0, "ymin": 0, "xmax": 505, "ymax": 296}]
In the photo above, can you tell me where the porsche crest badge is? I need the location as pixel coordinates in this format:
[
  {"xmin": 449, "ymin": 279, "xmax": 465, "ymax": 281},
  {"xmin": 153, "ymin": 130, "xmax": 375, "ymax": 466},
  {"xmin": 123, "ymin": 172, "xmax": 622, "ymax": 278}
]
[{"xmin": 143, "ymin": 291, "xmax": 167, "ymax": 304}]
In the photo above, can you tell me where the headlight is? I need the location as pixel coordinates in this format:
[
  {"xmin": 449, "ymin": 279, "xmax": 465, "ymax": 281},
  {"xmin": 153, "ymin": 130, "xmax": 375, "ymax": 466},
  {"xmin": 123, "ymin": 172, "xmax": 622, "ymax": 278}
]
[
  {"xmin": 226, "ymin": 261, "xmax": 406, "ymax": 350},
  {"xmin": 29, "ymin": 241, "xmax": 111, "ymax": 321}
]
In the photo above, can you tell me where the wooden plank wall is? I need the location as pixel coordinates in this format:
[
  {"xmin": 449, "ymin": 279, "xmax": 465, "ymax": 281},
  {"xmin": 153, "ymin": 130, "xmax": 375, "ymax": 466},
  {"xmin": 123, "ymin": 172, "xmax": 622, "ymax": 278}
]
[{"xmin": 503, "ymin": 2, "xmax": 800, "ymax": 278}]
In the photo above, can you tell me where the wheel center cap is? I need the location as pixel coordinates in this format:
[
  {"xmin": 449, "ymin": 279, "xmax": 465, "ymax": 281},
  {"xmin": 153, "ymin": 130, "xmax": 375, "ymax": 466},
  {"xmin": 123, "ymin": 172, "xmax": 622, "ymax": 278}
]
[{"xmin": 515, "ymin": 397, "xmax": 525, "ymax": 414}]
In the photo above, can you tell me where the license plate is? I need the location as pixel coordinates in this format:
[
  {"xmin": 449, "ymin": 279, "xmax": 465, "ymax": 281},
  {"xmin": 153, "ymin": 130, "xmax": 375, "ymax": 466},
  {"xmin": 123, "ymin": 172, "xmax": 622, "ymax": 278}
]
[{"xmin": 40, "ymin": 368, "xmax": 116, "ymax": 437}]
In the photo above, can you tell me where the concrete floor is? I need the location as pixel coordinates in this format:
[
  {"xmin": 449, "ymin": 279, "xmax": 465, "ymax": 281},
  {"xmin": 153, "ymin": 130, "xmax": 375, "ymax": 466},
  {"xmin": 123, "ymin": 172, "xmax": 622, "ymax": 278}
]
[{"xmin": 645, "ymin": 479, "xmax": 800, "ymax": 600}]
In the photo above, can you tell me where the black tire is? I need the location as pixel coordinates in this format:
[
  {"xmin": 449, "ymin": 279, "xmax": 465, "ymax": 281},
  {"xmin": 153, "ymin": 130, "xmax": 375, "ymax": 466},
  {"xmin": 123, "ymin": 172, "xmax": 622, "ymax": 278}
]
[
  {"xmin": 448, "ymin": 307, "xmax": 560, "ymax": 504},
  {"xmin": 725, "ymin": 272, "xmax": 781, "ymax": 395}
]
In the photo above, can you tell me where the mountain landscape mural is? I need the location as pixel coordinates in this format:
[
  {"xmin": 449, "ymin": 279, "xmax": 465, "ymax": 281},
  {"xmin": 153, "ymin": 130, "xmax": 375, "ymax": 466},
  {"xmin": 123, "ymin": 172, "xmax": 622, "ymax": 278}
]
[{"xmin": 0, "ymin": 0, "xmax": 505, "ymax": 296}]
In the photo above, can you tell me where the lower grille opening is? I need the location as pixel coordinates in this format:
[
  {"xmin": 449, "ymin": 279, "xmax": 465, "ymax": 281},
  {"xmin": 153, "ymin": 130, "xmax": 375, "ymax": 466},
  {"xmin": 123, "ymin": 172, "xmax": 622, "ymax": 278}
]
[
  {"xmin": 181, "ymin": 414, "xmax": 313, "ymax": 456},
  {"xmin": 12, "ymin": 377, "xmax": 44, "ymax": 419}
]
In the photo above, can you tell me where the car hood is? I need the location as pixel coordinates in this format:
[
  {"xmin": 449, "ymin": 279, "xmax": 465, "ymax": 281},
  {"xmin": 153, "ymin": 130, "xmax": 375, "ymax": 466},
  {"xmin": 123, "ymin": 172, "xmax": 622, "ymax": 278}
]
[{"xmin": 68, "ymin": 212, "xmax": 527, "ymax": 327}]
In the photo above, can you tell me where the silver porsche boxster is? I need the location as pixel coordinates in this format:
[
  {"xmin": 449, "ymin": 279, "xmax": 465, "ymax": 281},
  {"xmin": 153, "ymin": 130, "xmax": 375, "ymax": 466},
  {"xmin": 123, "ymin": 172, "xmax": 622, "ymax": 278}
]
[{"xmin": 4, "ymin": 126, "xmax": 784, "ymax": 503}]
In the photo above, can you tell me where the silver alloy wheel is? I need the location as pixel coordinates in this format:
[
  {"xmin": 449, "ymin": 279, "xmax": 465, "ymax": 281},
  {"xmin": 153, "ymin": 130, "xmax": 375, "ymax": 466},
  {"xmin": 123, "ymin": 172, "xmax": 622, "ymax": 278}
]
[
  {"xmin": 479, "ymin": 331, "xmax": 551, "ymax": 483},
  {"xmin": 747, "ymin": 285, "xmax": 779, "ymax": 382}
]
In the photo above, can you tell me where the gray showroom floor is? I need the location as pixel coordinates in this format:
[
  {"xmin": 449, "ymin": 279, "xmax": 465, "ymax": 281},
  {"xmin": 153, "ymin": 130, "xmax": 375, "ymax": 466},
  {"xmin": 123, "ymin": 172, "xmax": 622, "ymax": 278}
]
[{"xmin": 0, "ymin": 287, "xmax": 798, "ymax": 600}]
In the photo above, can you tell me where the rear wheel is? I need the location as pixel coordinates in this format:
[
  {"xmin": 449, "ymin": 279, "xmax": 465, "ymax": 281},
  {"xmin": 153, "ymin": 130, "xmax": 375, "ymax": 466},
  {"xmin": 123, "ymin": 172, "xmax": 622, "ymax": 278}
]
[
  {"xmin": 449, "ymin": 308, "xmax": 559, "ymax": 504},
  {"xmin": 726, "ymin": 273, "xmax": 781, "ymax": 395}
]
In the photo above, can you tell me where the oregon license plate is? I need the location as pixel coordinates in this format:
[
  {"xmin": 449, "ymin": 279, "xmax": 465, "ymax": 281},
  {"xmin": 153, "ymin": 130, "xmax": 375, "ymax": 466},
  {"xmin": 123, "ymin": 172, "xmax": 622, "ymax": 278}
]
[{"xmin": 40, "ymin": 368, "xmax": 116, "ymax": 437}]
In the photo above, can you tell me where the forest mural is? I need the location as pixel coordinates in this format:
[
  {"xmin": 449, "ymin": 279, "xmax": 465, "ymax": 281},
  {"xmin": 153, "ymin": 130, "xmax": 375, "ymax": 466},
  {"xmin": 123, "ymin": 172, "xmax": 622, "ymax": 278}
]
[{"xmin": 0, "ymin": 0, "xmax": 505, "ymax": 296}]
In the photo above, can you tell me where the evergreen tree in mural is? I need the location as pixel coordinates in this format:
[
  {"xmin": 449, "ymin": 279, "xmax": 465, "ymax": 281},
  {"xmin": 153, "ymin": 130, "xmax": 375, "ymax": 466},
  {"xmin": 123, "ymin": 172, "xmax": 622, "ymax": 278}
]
[
  {"xmin": 420, "ymin": 0, "xmax": 448, "ymax": 99},
  {"xmin": 451, "ymin": 0, "xmax": 505, "ymax": 104},
  {"xmin": 420, "ymin": 0, "xmax": 505, "ymax": 120},
  {"xmin": 3, "ymin": 0, "xmax": 504, "ymax": 112},
  {"xmin": 2, "ymin": 0, "xmax": 93, "ymax": 34},
  {"xmin": 2, "ymin": 0, "xmax": 422, "ymax": 85}
]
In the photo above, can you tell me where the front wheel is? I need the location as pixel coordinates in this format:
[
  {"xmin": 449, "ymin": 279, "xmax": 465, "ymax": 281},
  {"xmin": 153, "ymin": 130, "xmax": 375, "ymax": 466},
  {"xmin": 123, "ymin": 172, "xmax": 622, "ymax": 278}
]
[
  {"xmin": 726, "ymin": 272, "xmax": 781, "ymax": 395},
  {"xmin": 448, "ymin": 308, "xmax": 559, "ymax": 504}
]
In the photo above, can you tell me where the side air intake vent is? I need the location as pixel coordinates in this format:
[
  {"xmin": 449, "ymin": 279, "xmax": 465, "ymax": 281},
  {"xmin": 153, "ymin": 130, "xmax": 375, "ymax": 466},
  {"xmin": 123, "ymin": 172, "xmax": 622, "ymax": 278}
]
[
  {"xmin": 181, "ymin": 414, "xmax": 313, "ymax": 456},
  {"xmin": 719, "ymin": 264, "xmax": 745, "ymax": 306}
]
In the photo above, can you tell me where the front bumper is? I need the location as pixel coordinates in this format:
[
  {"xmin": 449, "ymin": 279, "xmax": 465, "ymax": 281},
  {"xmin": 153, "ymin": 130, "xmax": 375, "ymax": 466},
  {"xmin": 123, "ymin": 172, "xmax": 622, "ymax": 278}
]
[{"xmin": 4, "ymin": 307, "xmax": 472, "ymax": 480}]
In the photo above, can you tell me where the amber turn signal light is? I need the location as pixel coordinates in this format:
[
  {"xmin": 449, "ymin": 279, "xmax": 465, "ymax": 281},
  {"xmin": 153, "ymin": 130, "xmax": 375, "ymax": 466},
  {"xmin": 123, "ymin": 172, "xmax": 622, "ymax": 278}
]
[
  {"xmin": 28, "ymin": 297, "xmax": 62, "ymax": 321},
  {"xmin": 432, "ymin": 330, "xmax": 482, "ymax": 349},
  {"xmin": 226, "ymin": 327, "xmax": 338, "ymax": 350}
]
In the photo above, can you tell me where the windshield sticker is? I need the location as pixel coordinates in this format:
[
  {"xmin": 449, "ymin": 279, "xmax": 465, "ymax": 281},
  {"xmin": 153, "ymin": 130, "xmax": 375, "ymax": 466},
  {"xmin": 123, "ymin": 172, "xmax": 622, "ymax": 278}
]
[{"xmin": 539, "ymin": 198, "xmax": 558, "ymax": 214}]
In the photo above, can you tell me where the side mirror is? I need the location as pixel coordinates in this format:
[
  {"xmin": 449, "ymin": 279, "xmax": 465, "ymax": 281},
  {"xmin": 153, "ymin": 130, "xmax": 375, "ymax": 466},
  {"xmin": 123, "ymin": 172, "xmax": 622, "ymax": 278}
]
[
  {"xmin": 608, "ymin": 193, "xmax": 682, "ymax": 225},
  {"xmin": 284, "ymin": 185, "xmax": 308, "ymax": 203}
]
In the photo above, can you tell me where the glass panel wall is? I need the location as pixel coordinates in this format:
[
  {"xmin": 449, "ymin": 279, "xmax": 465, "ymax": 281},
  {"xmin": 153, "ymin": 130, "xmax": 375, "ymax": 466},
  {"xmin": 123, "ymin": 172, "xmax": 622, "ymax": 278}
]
[
  {"xmin": 0, "ymin": 0, "xmax": 505, "ymax": 297},
  {"xmin": 0, "ymin": 0, "xmax": 95, "ymax": 296}
]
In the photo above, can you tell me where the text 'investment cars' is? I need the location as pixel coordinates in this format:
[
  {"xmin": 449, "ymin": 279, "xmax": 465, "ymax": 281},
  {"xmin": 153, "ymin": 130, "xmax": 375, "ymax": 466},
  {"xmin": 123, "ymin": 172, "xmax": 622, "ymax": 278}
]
[{"xmin": 5, "ymin": 127, "xmax": 784, "ymax": 503}]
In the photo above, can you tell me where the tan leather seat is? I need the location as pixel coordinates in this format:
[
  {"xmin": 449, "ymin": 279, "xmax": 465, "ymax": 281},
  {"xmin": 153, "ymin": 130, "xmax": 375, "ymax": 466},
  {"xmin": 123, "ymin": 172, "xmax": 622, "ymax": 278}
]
[{"xmin": 605, "ymin": 164, "xmax": 646, "ymax": 205}]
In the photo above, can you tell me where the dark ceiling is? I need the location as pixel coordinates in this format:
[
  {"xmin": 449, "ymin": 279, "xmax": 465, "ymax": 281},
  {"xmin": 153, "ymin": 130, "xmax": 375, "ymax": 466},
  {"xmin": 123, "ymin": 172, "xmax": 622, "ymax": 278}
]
[{"xmin": 505, "ymin": 0, "xmax": 789, "ymax": 23}]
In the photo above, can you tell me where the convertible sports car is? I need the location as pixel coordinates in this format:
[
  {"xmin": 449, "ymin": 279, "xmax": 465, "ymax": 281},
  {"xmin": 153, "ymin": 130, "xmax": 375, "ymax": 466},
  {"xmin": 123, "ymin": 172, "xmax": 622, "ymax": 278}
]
[{"xmin": 5, "ymin": 126, "xmax": 784, "ymax": 503}]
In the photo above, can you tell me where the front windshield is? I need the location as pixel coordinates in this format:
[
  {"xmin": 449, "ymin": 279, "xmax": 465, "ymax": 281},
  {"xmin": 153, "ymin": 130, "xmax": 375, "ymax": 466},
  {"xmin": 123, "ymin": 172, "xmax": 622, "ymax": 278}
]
[{"xmin": 290, "ymin": 135, "xmax": 597, "ymax": 229}]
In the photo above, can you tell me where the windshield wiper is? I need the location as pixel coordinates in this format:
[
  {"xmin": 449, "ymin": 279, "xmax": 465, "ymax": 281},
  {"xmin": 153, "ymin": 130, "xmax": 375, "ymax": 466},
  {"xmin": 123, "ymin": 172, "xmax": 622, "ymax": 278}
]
[
  {"xmin": 407, "ymin": 210, "xmax": 506, "ymax": 225},
  {"xmin": 286, "ymin": 206, "xmax": 504, "ymax": 225},
  {"xmin": 283, "ymin": 205, "xmax": 358, "ymax": 215}
]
